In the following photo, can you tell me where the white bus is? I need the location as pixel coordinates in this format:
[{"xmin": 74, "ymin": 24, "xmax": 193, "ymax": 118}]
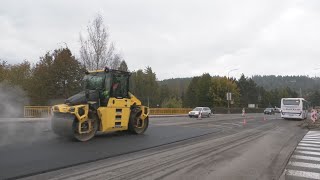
[{"xmin": 281, "ymin": 98, "xmax": 308, "ymax": 120}]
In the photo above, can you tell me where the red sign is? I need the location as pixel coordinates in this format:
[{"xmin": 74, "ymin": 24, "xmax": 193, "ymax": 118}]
[{"xmin": 311, "ymin": 109, "xmax": 318, "ymax": 123}]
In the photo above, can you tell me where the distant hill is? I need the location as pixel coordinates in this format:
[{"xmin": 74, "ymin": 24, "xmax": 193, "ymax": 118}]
[
  {"xmin": 158, "ymin": 78, "xmax": 192, "ymax": 97},
  {"xmin": 252, "ymin": 75, "xmax": 320, "ymax": 93},
  {"xmin": 159, "ymin": 75, "xmax": 320, "ymax": 98}
]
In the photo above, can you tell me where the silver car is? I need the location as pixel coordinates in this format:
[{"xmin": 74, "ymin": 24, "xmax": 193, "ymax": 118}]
[{"xmin": 188, "ymin": 107, "xmax": 212, "ymax": 118}]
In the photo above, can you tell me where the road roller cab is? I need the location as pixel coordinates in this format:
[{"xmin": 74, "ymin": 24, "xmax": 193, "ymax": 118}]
[{"xmin": 51, "ymin": 67, "xmax": 149, "ymax": 141}]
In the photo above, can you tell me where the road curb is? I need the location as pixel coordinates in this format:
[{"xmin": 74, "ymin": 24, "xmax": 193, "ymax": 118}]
[
  {"xmin": 0, "ymin": 113, "xmax": 272, "ymax": 122},
  {"xmin": 149, "ymin": 115, "xmax": 188, "ymax": 118}
]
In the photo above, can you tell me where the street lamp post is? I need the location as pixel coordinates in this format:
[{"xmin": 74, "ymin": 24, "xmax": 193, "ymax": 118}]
[
  {"xmin": 289, "ymin": 80, "xmax": 302, "ymax": 98},
  {"xmin": 227, "ymin": 68, "xmax": 238, "ymax": 114},
  {"xmin": 314, "ymin": 67, "xmax": 320, "ymax": 78},
  {"xmin": 228, "ymin": 69, "xmax": 239, "ymax": 80}
]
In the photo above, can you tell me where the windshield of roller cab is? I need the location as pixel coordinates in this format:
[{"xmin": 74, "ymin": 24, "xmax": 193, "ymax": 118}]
[{"xmin": 83, "ymin": 72, "xmax": 105, "ymax": 90}]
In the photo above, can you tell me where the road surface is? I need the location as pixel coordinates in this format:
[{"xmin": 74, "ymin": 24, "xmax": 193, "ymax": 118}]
[
  {"xmin": 0, "ymin": 114, "xmax": 308, "ymax": 180},
  {"xmin": 283, "ymin": 131, "xmax": 320, "ymax": 180}
]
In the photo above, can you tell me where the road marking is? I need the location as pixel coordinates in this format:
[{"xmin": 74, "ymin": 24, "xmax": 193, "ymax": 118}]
[
  {"xmin": 286, "ymin": 169, "xmax": 320, "ymax": 179},
  {"xmin": 307, "ymin": 134, "xmax": 320, "ymax": 136},
  {"xmin": 296, "ymin": 150, "xmax": 320, "ymax": 156},
  {"xmin": 303, "ymin": 138, "xmax": 320, "ymax": 140},
  {"xmin": 305, "ymin": 137, "xmax": 320, "ymax": 139},
  {"xmin": 308, "ymin": 131, "xmax": 320, "ymax": 133},
  {"xmin": 301, "ymin": 141, "xmax": 320, "ymax": 144},
  {"xmin": 304, "ymin": 137, "xmax": 320, "ymax": 139},
  {"xmin": 220, "ymin": 123, "xmax": 242, "ymax": 127},
  {"xmin": 299, "ymin": 143, "xmax": 320, "ymax": 148},
  {"xmin": 288, "ymin": 161, "xmax": 320, "ymax": 169},
  {"xmin": 285, "ymin": 131, "xmax": 320, "ymax": 179},
  {"xmin": 292, "ymin": 155, "xmax": 320, "ymax": 162},
  {"xmin": 297, "ymin": 146, "xmax": 320, "ymax": 151},
  {"xmin": 304, "ymin": 136, "xmax": 320, "ymax": 138}
]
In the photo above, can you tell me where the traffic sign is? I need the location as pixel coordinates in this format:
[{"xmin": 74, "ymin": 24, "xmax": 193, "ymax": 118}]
[
  {"xmin": 311, "ymin": 109, "xmax": 318, "ymax": 123},
  {"xmin": 226, "ymin": 92, "xmax": 232, "ymax": 101}
]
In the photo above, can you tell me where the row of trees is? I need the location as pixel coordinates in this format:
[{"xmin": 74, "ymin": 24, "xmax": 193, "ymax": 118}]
[
  {"xmin": 1, "ymin": 14, "xmax": 320, "ymax": 109},
  {"xmin": 0, "ymin": 14, "xmax": 128, "ymax": 106},
  {"xmin": 3, "ymin": 54, "xmax": 319, "ymax": 108},
  {"xmin": 0, "ymin": 48, "xmax": 129, "ymax": 105},
  {"xmin": 253, "ymin": 75, "xmax": 320, "ymax": 92},
  {"xmin": 182, "ymin": 74, "xmax": 301, "ymax": 109},
  {"xmin": 129, "ymin": 67, "xmax": 183, "ymax": 108}
]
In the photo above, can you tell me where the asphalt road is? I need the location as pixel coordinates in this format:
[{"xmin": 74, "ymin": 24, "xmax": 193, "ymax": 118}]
[{"xmin": 0, "ymin": 114, "xmax": 308, "ymax": 180}]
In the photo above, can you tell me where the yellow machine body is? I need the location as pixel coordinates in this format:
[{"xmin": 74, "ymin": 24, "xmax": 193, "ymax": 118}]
[{"xmin": 51, "ymin": 68, "xmax": 149, "ymax": 141}]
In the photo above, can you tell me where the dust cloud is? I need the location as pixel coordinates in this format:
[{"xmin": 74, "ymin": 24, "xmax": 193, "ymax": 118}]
[
  {"xmin": 0, "ymin": 83, "xmax": 53, "ymax": 146},
  {"xmin": 0, "ymin": 82, "xmax": 29, "ymax": 117}
]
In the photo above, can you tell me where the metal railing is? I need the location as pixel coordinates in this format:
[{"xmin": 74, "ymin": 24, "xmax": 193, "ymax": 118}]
[
  {"xmin": 149, "ymin": 108, "xmax": 192, "ymax": 115},
  {"xmin": 24, "ymin": 106, "xmax": 51, "ymax": 118},
  {"xmin": 23, "ymin": 106, "xmax": 264, "ymax": 117},
  {"xmin": 23, "ymin": 106, "xmax": 192, "ymax": 117}
]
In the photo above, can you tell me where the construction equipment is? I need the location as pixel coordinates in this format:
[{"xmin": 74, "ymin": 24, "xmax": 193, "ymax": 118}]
[{"xmin": 51, "ymin": 67, "xmax": 149, "ymax": 141}]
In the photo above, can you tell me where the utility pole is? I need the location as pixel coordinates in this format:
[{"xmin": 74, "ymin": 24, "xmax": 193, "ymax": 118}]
[
  {"xmin": 314, "ymin": 67, "xmax": 320, "ymax": 78},
  {"xmin": 227, "ymin": 69, "xmax": 238, "ymax": 114},
  {"xmin": 289, "ymin": 80, "xmax": 302, "ymax": 98}
]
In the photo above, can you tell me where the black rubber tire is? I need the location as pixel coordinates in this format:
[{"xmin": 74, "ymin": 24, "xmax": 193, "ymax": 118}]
[
  {"xmin": 128, "ymin": 112, "xmax": 149, "ymax": 134},
  {"xmin": 73, "ymin": 116, "xmax": 98, "ymax": 142}
]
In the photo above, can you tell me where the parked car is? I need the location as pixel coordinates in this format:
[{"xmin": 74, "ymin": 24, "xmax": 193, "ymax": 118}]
[
  {"xmin": 264, "ymin": 108, "xmax": 275, "ymax": 115},
  {"xmin": 273, "ymin": 108, "xmax": 281, "ymax": 113},
  {"xmin": 188, "ymin": 107, "xmax": 212, "ymax": 118}
]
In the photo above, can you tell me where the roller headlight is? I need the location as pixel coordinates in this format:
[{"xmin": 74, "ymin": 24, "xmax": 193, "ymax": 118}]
[
  {"xmin": 53, "ymin": 106, "xmax": 59, "ymax": 111},
  {"xmin": 69, "ymin": 107, "xmax": 75, "ymax": 112},
  {"xmin": 78, "ymin": 107, "xmax": 85, "ymax": 116}
]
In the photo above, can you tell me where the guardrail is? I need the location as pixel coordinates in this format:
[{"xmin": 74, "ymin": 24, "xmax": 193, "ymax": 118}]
[
  {"xmin": 23, "ymin": 106, "xmax": 265, "ymax": 118},
  {"xmin": 24, "ymin": 106, "xmax": 51, "ymax": 118},
  {"xmin": 149, "ymin": 108, "xmax": 192, "ymax": 115},
  {"xmin": 23, "ymin": 106, "xmax": 193, "ymax": 117}
]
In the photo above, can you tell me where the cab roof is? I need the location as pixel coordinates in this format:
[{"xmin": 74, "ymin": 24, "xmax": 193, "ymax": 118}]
[{"xmin": 86, "ymin": 68, "xmax": 131, "ymax": 75}]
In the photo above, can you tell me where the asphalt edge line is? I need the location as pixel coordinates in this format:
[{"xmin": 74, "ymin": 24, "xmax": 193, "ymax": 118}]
[{"xmin": 278, "ymin": 129, "xmax": 309, "ymax": 180}]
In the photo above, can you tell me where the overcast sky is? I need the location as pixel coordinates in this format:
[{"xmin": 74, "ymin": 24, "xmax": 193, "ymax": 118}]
[{"xmin": 1, "ymin": 0, "xmax": 320, "ymax": 80}]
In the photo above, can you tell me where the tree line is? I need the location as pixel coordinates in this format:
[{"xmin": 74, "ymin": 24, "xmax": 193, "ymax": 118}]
[{"xmin": 1, "ymin": 14, "xmax": 320, "ymax": 109}]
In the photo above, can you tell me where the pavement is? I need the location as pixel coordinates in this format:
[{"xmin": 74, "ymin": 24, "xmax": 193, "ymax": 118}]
[
  {"xmin": 0, "ymin": 114, "xmax": 309, "ymax": 180},
  {"xmin": 283, "ymin": 131, "xmax": 320, "ymax": 180}
]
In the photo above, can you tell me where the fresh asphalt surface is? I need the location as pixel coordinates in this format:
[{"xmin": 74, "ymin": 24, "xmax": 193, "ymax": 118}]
[{"xmin": 0, "ymin": 114, "xmax": 308, "ymax": 180}]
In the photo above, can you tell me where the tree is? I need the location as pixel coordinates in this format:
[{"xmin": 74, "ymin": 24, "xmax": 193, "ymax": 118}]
[
  {"xmin": 0, "ymin": 61, "xmax": 31, "ymax": 117},
  {"xmin": 0, "ymin": 60, "xmax": 32, "ymax": 93},
  {"xmin": 183, "ymin": 77, "xmax": 200, "ymax": 107},
  {"xmin": 80, "ymin": 14, "xmax": 119, "ymax": 70},
  {"xmin": 51, "ymin": 48, "xmax": 85, "ymax": 98},
  {"xmin": 30, "ymin": 48, "xmax": 84, "ymax": 105},
  {"xmin": 161, "ymin": 97, "xmax": 182, "ymax": 108},
  {"xmin": 130, "ymin": 67, "xmax": 160, "ymax": 107},
  {"xmin": 118, "ymin": 60, "xmax": 128, "ymax": 71},
  {"xmin": 159, "ymin": 84, "xmax": 170, "ymax": 106},
  {"xmin": 237, "ymin": 74, "xmax": 259, "ymax": 107},
  {"xmin": 110, "ymin": 54, "xmax": 122, "ymax": 69},
  {"xmin": 197, "ymin": 73, "xmax": 212, "ymax": 107},
  {"xmin": 308, "ymin": 90, "xmax": 320, "ymax": 107},
  {"xmin": 210, "ymin": 77, "xmax": 240, "ymax": 107},
  {"xmin": 0, "ymin": 60, "xmax": 8, "ymax": 82}
]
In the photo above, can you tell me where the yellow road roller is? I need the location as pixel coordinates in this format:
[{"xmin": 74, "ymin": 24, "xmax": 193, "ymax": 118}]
[{"xmin": 51, "ymin": 67, "xmax": 149, "ymax": 141}]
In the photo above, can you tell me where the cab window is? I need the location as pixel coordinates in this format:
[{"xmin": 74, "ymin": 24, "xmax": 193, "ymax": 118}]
[{"xmin": 111, "ymin": 73, "xmax": 129, "ymax": 98}]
